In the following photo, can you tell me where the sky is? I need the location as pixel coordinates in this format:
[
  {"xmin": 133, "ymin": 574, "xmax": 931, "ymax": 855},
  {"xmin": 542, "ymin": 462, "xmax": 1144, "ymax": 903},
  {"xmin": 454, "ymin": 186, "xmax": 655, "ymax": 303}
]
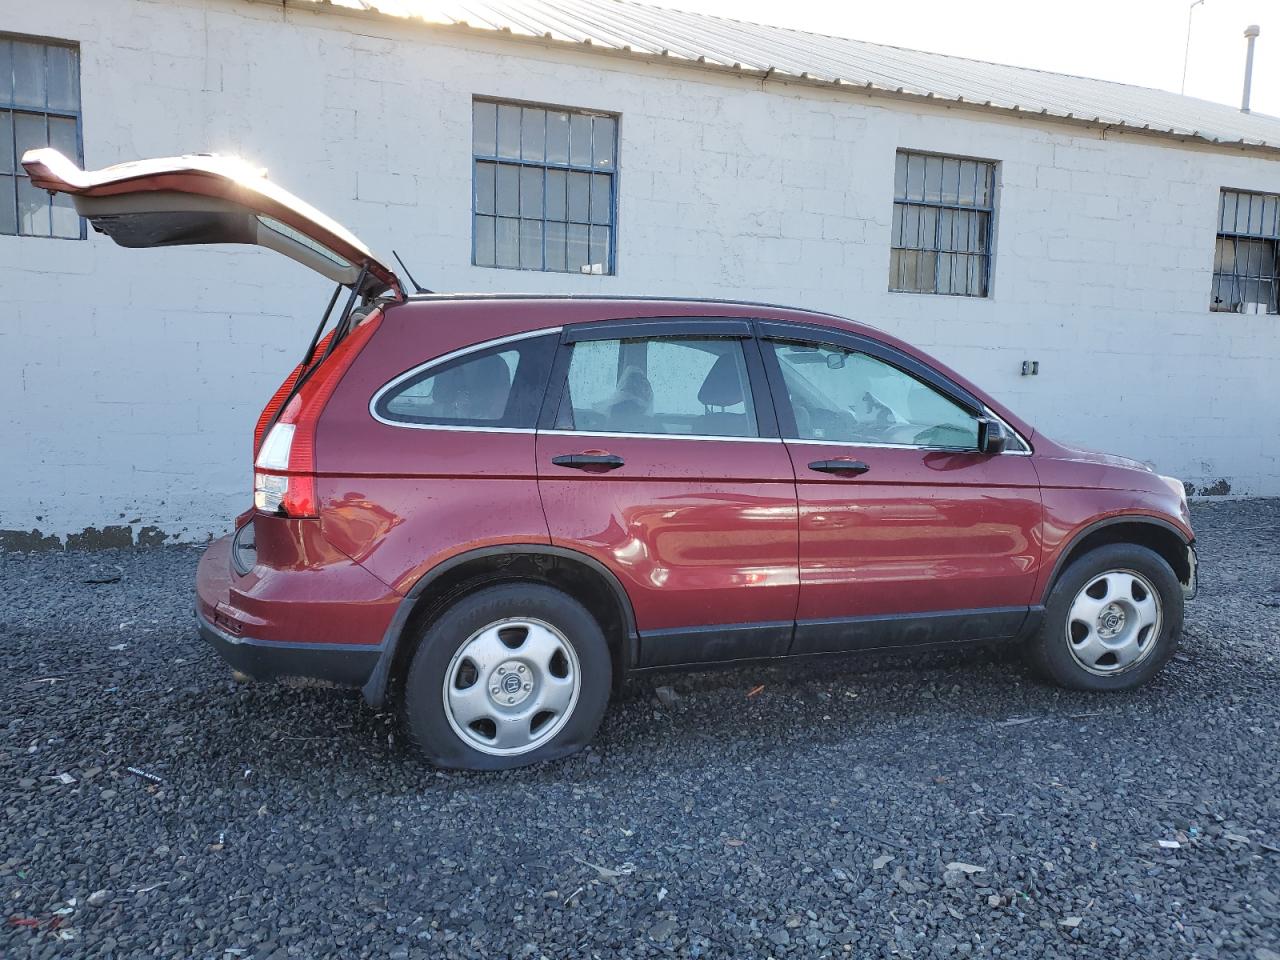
[{"xmin": 665, "ymin": 0, "xmax": 1277, "ymax": 117}]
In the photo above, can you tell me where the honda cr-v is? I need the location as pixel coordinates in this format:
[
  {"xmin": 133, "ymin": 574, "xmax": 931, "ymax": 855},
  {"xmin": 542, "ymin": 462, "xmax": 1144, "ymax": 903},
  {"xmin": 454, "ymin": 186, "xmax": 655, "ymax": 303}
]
[{"xmin": 24, "ymin": 149, "xmax": 1197, "ymax": 769}]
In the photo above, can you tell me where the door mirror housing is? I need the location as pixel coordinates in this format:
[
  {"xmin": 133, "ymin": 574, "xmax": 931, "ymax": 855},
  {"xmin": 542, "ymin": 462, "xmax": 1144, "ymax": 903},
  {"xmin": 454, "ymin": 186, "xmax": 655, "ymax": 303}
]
[{"xmin": 977, "ymin": 418, "xmax": 1008, "ymax": 455}]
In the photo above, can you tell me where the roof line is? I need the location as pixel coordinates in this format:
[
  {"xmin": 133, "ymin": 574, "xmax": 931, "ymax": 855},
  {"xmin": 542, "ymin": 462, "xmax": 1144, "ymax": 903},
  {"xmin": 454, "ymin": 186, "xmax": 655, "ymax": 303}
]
[
  {"xmin": 259, "ymin": 0, "xmax": 1280, "ymax": 159},
  {"xmin": 398, "ymin": 291, "xmax": 845, "ymax": 318},
  {"xmin": 607, "ymin": 0, "xmax": 1227, "ymax": 100}
]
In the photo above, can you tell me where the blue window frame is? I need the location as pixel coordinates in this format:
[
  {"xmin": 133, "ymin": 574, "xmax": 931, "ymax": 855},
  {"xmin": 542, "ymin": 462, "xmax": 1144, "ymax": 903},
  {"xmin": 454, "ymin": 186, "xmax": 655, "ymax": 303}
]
[
  {"xmin": 472, "ymin": 98, "xmax": 617, "ymax": 274},
  {"xmin": 0, "ymin": 34, "xmax": 83, "ymax": 239},
  {"xmin": 890, "ymin": 150, "xmax": 994, "ymax": 297}
]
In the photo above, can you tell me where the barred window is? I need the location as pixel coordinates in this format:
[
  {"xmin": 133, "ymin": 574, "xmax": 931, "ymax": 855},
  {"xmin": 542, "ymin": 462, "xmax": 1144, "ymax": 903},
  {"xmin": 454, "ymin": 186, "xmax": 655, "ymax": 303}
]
[
  {"xmin": 472, "ymin": 99, "xmax": 617, "ymax": 275},
  {"xmin": 889, "ymin": 150, "xmax": 994, "ymax": 297},
  {"xmin": 1, "ymin": 35, "xmax": 83, "ymax": 238},
  {"xmin": 1212, "ymin": 189, "xmax": 1279, "ymax": 315}
]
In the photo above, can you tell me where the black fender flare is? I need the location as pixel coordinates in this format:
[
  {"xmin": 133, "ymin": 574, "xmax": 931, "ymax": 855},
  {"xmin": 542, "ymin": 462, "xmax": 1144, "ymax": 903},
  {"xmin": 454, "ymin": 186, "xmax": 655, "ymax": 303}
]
[
  {"xmin": 1040, "ymin": 514, "xmax": 1192, "ymax": 605},
  {"xmin": 360, "ymin": 544, "xmax": 639, "ymax": 709}
]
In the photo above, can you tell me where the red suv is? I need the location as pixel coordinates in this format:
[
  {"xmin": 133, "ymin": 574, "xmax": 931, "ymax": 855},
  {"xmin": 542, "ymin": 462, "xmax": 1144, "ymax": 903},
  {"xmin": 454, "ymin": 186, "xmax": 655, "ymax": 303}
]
[{"xmin": 27, "ymin": 149, "xmax": 1197, "ymax": 769}]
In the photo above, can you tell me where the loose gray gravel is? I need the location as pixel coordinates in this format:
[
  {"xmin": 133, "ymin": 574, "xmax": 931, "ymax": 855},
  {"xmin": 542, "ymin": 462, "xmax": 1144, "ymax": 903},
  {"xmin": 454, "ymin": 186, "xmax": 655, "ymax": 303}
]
[{"xmin": 3, "ymin": 500, "xmax": 1280, "ymax": 959}]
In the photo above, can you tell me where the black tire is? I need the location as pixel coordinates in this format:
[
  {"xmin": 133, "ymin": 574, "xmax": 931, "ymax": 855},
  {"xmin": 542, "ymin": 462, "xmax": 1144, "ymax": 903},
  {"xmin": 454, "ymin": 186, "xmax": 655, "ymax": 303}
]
[
  {"xmin": 402, "ymin": 582, "xmax": 612, "ymax": 770},
  {"xmin": 1027, "ymin": 543, "xmax": 1183, "ymax": 691}
]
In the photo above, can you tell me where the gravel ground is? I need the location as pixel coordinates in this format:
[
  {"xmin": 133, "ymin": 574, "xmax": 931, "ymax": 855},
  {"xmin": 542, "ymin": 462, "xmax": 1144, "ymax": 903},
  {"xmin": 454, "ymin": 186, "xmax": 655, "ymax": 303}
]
[{"xmin": 3, "ymin": 501, "xmax": 1280, "ymax": 960}]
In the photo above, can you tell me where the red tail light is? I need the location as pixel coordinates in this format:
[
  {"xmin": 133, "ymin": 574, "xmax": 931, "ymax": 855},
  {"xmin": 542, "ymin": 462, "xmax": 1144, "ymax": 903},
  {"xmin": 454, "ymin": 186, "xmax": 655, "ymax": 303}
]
[
  {"xmin": 253, "ymin": 330, "xmax": 336, "ymax": 455},
  {"xmin": 254, "ymin": 311, "xmax": 382, "ymax": 518}
]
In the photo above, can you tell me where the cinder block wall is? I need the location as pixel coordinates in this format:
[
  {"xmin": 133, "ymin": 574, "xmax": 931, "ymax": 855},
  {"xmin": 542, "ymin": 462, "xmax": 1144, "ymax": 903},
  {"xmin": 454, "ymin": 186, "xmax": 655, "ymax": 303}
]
[{"xmin": 1, "ymin": 0, "xmax": 1276, "ymax": 546}]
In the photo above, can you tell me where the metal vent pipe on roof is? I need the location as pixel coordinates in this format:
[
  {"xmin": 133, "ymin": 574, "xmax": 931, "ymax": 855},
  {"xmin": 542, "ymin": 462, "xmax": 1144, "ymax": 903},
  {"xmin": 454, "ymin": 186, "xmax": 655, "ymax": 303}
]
[{"xmin": 1242, "ymin": 24, "xmax": 1260, "ymax": 113}]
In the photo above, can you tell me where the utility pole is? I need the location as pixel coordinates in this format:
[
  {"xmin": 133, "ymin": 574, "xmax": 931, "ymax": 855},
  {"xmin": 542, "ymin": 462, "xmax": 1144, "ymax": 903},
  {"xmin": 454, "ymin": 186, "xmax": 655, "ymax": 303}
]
[{"xmin": 1181, "ymin": 0, "xmax": 1206, "ymax": 95}]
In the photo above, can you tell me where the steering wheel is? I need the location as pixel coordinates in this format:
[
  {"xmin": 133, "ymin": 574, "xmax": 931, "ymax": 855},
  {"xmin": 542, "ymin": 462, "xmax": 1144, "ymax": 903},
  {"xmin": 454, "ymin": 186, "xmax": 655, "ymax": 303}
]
[{"xmin": 846, "ymin": 404, "xmax": 893, "ymax": 442}]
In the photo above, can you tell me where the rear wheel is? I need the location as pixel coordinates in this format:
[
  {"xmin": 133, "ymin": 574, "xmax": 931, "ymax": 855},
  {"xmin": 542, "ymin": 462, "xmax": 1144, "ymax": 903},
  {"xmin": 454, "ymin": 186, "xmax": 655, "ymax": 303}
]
[
  {"xmin": 1028, "ymin": 543, "xmax": 1183, "ymax": 691},
  {"xmin": 402, "ymin": 583, "xmax": 611, "ymax": 769}
]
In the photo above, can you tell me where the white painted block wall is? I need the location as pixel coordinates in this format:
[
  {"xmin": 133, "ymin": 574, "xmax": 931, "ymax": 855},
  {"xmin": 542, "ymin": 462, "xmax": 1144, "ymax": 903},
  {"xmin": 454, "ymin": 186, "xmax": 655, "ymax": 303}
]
[{"xmin": 1, "ymin": 0, "xmax": 1277, "ymax": 545}]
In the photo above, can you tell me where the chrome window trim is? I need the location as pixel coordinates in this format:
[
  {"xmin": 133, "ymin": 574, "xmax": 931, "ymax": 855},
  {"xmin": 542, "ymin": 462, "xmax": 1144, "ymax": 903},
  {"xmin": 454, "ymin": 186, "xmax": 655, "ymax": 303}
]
[
  {"xmin": 369, "ymin": 326, "xmax": 563, "ymax": 429},
  {"xmin": 541, "ymin": 429, "xmax": 781, "ymax": 444},
  {"xmin": 780, "ymin": 409, "xmax": 1032, "ymax": 456},
  {"xmin": 378, "ymin": 424, "xmax": 542, "ymax": 435},
  {"xmin": 362, "ymin": 425, "xmax": 783, "ymax": 442},
  {"xmin": 364, "ymin": 425, "xmax": 1032, "ymax": 450},
  {"xmin": 783, "ymin": 438, "xmax": 970, "ymax": 451}
]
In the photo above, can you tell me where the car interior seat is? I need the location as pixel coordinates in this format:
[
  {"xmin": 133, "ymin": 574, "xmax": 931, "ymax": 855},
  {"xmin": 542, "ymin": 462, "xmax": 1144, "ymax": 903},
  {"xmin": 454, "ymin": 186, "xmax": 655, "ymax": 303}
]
[
  {"xmin": 697, "ymin": 353, "xmax": 752, "ymax": 436},
  {"xmin": 430, "ymin": 353, "xmax": 512, "ymax": 421},
  {"xmin": 603, "ymin": 365, "xmax": 655, "ymax": 432}
]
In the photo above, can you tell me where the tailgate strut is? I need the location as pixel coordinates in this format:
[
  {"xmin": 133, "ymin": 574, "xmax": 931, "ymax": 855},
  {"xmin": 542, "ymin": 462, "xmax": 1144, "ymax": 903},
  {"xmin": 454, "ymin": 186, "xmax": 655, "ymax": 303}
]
[
  {"xmin": 263, "ymin": 263, "xmax": 371, "ymax": 441},
  {"xmin": 302, "ymin": 283, "xmax": 343, "ymax": 369},
  {"xmin": 316, "ymin": 264, "xmax": 371, "ymax": 367}
]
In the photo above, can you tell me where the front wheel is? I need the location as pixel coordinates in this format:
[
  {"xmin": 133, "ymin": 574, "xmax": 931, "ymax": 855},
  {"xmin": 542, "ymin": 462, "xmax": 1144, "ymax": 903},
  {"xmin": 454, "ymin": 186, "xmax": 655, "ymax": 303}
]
[
  {"xmin": 1028, "ymin": 543, "xmax": 1183, "ymax": 691},
  {"xmin": 402, "ymin": 583, "xmax": 612, "ymax": 770}
]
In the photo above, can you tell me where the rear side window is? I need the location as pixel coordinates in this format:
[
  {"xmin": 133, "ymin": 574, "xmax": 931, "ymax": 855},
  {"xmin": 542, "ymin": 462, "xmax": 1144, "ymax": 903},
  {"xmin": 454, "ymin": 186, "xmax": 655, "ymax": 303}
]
[
  {"xmin": 555, "ymin": 336, "xmax": 759, "ymax": 438},
  {"xmin": 374, "ymin": 334, "xmax": 556, "ymax": 428}
]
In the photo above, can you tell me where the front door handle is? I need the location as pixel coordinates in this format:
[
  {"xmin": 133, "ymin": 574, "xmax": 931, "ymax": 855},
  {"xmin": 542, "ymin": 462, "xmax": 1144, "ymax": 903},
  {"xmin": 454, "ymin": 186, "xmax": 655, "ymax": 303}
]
[
  {"xmin": 808, "ymin": 458, "xmax": 870, "ymax": 476},
  {"xmin": 551, "ymin": 453, "xmax": 625, "ymax": 471}
]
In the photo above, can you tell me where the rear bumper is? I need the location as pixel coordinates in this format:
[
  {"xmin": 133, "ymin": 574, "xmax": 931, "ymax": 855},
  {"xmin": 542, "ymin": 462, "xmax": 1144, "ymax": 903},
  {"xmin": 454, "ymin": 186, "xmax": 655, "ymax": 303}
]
[
  {"xmin": 196, "ymin": 607, "xmax": 381, "ymax": 685},
  {"xmin": 1184, "ymin": 541, "xmax": 1199, "ymax": 600},
  {"xmin": 195, "ymin": 526, "xmax": 393, "ymax": 688}
]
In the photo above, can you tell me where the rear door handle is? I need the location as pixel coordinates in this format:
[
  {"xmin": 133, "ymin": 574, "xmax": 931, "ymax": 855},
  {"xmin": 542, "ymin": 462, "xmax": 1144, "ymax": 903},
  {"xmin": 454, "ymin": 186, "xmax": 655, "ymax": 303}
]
[
  {"xmin": 808, "ymin": 458, "xmax": 870, "ymax": 476},
  {"xmin": 551, "ymin": 453, "xmax": 625, "ymax": 471}
]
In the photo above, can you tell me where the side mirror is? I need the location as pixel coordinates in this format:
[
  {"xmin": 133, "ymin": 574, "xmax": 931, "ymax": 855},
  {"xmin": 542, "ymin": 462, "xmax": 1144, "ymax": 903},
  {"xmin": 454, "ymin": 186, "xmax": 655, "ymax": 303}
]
[{"xmin": 977, "ymin": 418, "xmax": 1007, "ymax": 455}]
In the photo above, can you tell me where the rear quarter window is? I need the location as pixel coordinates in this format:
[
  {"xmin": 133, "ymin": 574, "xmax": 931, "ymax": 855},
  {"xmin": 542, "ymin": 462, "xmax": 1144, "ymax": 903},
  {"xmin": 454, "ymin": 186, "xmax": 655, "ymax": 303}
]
[{"xmin": 373, "ymin": 333, "xmax": 556, "ymax": 429}]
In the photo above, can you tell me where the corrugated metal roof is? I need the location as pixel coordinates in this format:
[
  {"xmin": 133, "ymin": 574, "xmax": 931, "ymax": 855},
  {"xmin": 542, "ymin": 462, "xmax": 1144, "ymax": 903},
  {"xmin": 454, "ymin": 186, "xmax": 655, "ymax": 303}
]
[{"xmin": 300, "ymin": 0, "xmax": 1280, "ymax": 154}]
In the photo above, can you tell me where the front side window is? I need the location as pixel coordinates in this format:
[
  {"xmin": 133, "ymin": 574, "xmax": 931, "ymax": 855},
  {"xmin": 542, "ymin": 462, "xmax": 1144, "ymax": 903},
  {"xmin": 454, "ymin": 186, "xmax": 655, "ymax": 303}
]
[
  {"xmin": 375, "ymin": 335, "xmax": 556, "ymax": 429},
  {"xmin": 556, "ymin": 336, "xmax": 758, "ymax": 438},
  {"xmin": 1212, "ymin": 189, "xmax": 1279, "ymax": 314},
  {"xmin": 768, "ymin": 340, "xmax": 979, "ymax": 449},
  {"xmin": 472, "ymin": 98, "xmax": 617, "ymax": 274},
  {"xmin": 1, "ymin": 35, "xmax": 82, "ymax": 238},
  {"xmin": 890, "ymin": 150, "xmax": 994, "ymax": 297}
]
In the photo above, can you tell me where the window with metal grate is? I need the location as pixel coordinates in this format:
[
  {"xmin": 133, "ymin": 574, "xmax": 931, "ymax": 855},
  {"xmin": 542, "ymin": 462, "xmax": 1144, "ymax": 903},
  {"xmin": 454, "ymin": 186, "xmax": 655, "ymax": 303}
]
[
  {"xmin": 1212, "ymin": 189, "xmax": 1280, "ymax": 315},
  {"xmin": 0, "ymin": 35, "xmax": 83, "ymax": 239},
  {"xmin": 472, "ymin": 98, "xmax": 617, "ymax": 275},
  {"xmin": 889, "ymin": 150, "xmax": 995, "ymax": 298}
]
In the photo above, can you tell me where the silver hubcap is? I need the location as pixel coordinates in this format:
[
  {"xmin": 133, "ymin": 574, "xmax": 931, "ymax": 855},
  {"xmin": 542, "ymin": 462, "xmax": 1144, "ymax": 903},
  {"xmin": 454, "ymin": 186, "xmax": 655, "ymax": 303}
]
[
  {"xmin": 442, "ymin": 618, "xmax": 580, "ymax": 756},
  {"xmin": 1066, "ymin": 569, "xmax": 1162, "ymax": 675}
]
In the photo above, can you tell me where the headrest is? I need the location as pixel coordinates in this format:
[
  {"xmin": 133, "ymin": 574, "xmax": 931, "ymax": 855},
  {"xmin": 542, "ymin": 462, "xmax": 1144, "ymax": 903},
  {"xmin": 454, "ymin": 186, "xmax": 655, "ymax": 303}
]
[
  {"xmin": 697, "ymin": 352, "xmax": 744, "ymax": 407},
  {"xmin": 434, "ymin": 353, "xmax": 511, "ymax": 418}
]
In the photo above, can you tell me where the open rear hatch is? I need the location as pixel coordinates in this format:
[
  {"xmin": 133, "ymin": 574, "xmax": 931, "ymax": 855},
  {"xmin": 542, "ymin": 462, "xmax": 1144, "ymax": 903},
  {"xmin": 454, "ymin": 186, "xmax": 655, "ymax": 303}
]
[
  {"xmin": 21, "ymin": 149, "xmax": 404, "ymax": 488},
  {"xmin": 21, "ymin": 148, "xmax": 401, "ymax": 298}
]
